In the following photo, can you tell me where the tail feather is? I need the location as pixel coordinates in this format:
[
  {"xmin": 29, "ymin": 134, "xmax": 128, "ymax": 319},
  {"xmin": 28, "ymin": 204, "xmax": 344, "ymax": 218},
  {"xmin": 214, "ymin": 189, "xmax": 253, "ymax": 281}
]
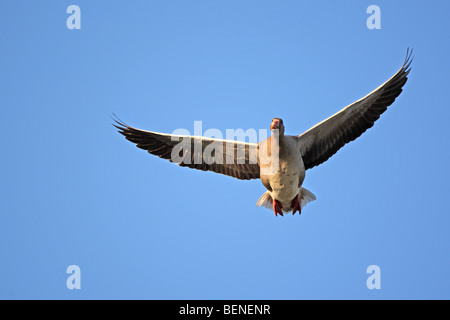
[
  {"xmin": 256, "ymin": 187, "xmax": 316, "ymax": 211},
  {"xmin": 299, "ymin": 187, "xmax": 316, "ymax": 208},
  {"xmin": 256, "ymin": 191, "xmax": 273, "ymax": 209}
]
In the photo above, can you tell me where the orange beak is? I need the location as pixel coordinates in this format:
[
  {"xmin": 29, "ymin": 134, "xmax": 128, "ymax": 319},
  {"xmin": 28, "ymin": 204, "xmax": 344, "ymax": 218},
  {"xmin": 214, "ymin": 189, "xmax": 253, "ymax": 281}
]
[{"xmin": 270, "ymin": 120, "xmax": 279, "ymax": 130}]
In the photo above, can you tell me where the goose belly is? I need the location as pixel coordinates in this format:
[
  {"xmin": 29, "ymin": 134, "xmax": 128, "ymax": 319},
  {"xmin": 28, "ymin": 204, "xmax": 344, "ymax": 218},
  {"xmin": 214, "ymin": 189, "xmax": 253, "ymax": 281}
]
[
  {"xmin": 270, "ymin": 155, "xmax": 305, "ymax": 208},
  {"xmin": 259, "ymin": 136, "xmax": 306, "ymax": 209},
  {"xmin": 270, "ymin": 171, "xmax": 302, "ymax": 207}
]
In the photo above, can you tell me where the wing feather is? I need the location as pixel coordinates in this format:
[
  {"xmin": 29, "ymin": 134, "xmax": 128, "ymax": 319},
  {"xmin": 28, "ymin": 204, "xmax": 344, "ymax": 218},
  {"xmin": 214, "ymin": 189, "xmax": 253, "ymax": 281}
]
[
  {"xmin": 298, "ymin": 49, "xmax": 413, "ymax": 170},
  {"xmin": 114, "ymin": 118, "xmax": 260, "ymax": 180}
]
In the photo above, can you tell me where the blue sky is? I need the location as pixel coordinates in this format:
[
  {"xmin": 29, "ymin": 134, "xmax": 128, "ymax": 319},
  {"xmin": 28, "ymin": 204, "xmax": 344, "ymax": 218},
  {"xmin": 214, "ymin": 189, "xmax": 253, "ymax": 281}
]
[{"xmin": 1, "ymin": 1, "xmax": 449, "ymax": 299}]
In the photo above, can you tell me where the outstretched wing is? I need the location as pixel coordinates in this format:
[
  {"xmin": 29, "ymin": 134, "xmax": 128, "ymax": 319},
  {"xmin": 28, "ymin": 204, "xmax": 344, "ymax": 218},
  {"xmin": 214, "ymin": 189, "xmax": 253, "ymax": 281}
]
[
  {"xmin": 114, "ymin": 118, "xmax": 260, "ymax": 180},
  {"xmin": 298, "ymin": 49, "xmax": 413, "ymax": 170}
]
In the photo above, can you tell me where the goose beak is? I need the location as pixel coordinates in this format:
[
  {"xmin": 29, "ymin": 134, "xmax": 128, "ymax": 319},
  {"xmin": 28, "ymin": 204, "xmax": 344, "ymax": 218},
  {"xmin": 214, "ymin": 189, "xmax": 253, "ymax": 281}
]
[{"xmin": 270, "ymin": 120, "xmax": 279, "ymax": 130}]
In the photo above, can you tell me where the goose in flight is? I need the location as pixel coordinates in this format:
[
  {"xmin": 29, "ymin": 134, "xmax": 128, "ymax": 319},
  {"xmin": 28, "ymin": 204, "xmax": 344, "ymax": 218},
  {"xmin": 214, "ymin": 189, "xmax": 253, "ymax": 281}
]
[{"xmin": 114, "ymin": 50, "xmax": 412, "ymax": 217}]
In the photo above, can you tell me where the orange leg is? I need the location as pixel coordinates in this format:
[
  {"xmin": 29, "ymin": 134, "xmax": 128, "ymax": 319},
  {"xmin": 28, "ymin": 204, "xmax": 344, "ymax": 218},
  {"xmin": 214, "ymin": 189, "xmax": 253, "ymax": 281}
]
[
  {"xmin": 291, "ymin": 195, "xmax": 301, "ymax": 215},
  {"xmin": 272, "ymin": 199, "xmax": 284, "ymax": 217}
]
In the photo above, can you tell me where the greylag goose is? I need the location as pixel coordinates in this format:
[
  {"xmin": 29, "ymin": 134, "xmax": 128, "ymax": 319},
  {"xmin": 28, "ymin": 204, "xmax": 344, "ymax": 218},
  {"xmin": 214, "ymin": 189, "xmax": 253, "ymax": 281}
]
[{"xmin": 114, "ymin": 50, "xmax": 412, "ymax": 217}]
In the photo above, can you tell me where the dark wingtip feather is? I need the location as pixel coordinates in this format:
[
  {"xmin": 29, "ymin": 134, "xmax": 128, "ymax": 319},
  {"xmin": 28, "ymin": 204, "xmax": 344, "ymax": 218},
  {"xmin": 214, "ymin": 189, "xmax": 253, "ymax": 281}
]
[
  {"xmin": 110, "ymin": 113, "xmax": 128, "ymax": 127},
  {"xmin": 110, "ymin": 113, "xmax": 131, "ymax": 135},
  {"xmin": 403, "ymin": 48, "xmax": 414, "ymax": 72},
  {"xmin": 301, "ymin": 50, "xmax": 414, "ymax": 170}
]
